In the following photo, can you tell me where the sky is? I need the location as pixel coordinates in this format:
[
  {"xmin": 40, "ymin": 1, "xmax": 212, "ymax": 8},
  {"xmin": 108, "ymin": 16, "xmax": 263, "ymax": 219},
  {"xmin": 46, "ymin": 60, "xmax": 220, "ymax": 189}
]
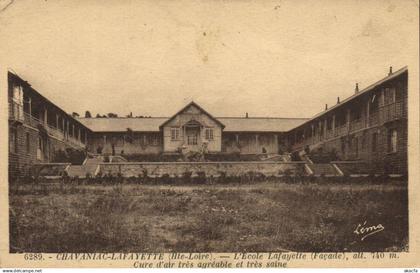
[{"xmin": 0, "ymin": 0, "xmax": 418, "ymax": 118}]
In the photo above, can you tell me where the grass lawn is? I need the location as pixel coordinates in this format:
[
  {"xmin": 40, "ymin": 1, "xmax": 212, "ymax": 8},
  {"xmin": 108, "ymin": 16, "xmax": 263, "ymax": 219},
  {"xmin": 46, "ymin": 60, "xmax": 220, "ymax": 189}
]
[{"xmin": 9, "ymin": 179, "xmax": 408, "ymax": 252}]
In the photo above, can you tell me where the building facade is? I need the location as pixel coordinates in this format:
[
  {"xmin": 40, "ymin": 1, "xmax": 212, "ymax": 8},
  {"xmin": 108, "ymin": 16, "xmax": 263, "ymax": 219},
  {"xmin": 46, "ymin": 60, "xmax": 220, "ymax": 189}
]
[
  {"xmin": 80, "ymin": 102, "xmax": 303, "ymax": 158},
  {"xmin": 287, "ymin": 67, "xmax": 408, "ymax": 174},
  {"xmin": 8, "ymin": 72, "xmax": 91, "ymax": 177},
  {"xmin": 7, "ymin": 66, "xmax": 409, "ymax": 176}
]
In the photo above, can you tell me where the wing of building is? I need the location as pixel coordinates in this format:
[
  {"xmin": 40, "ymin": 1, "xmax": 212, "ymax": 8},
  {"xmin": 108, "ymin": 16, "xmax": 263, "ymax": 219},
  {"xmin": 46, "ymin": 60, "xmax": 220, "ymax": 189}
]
[{"xmin": 7, "ymin": 66, "xmax": 408, "ymax": 176}]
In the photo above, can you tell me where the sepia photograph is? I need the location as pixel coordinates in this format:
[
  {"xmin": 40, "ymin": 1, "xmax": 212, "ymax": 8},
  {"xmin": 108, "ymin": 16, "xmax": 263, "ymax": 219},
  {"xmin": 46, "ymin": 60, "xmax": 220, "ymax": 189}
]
[{"xmin": 1, "ymin": 0, "xmax": 419, "ymax": 268}]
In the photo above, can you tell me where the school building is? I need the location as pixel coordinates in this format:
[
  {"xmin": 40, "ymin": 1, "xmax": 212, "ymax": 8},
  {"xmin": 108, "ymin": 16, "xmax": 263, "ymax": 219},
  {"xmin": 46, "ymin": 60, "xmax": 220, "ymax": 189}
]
[{"xmin": 7, "ymin": 66, "xmax": 408, "ymax": 177}]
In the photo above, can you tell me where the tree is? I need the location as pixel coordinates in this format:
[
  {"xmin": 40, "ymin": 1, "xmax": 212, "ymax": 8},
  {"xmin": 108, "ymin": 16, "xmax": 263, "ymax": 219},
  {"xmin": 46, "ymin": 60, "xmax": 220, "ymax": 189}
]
[
  {"xmin": 85, "ymin": 111, "xmax": 92, "ymax": 118},
  {"xmin": 72, "ymin": 112, "xmax": 79, "ymax": 118},
  {"xmin": 107, "ymin": 113, "xmax": 118, "ymax": 118}
]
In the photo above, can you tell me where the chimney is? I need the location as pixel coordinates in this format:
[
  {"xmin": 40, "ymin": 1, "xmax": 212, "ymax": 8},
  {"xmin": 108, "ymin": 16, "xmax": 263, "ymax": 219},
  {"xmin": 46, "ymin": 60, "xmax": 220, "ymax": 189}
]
[
  {"xmin": 389, "ymin": 66, "xmax": 393, "ymax": 75},
  {"xmin": 325, "ymin": 104, "xmax": 328, "ymax": 110},
  {"xmin": 355, "ymin": 83, "xmax": 359, "ymax": 93},
  {"xmin": 337, "ymin": 97, "xmax": 340, "ymax": 104},
  {"xmin": 245, "ymin": 112, "xmax": 248, "ymax": 118}
]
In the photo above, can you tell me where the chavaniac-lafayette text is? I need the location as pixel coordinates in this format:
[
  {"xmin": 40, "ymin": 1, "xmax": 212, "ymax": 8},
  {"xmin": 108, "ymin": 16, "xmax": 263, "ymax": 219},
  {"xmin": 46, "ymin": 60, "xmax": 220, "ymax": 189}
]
[{"xmin": 56, "ymin": 253, "xmax": 164, "ymax": 261}]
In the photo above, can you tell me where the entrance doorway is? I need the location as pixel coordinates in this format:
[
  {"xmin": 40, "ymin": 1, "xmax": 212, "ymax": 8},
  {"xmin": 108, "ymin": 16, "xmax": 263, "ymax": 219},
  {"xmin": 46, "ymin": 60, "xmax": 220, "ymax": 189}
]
[{"xmin": 183, "ymin": 120, "xmax": 201, "ymax": 152}]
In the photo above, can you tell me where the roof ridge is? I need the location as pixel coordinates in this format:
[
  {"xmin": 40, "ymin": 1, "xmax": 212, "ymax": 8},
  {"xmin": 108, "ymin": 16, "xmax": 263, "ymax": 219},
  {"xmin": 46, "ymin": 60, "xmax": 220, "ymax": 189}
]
[
  {"xmin": 79, "ymin": 116, "xmax": 309, "ymax": 119},
  {"xmin": 217, "ymin": 117, "xmax": 310, "ymax": 119},
  {"xmin": 78, "ymin": 117, "xmax": 169, "ymax": 119},
  {"xmin": 310, "ymin": 65, "xmax": 408, "ymax": 120}
]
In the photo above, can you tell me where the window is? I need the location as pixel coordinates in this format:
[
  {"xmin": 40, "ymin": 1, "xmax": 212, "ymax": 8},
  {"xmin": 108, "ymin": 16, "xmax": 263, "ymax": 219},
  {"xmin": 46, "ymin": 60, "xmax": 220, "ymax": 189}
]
[
  {"xmin": 12, "ymin": 85, "xmax": 24, "ymax": 120},
  {"xmin": 372, "ymin": 132, "xmax": 378, "ymax": 152},
  {"xmin": 361, "ymin": 131, "xmax": 367, "ymax": 149},
  {"xmin": 353, "ymin": 137, "xmax": 359, "ymax": 158},
  {"xmin": 351, "ymin": 108, "xmax": 362, "ymax": 121},
  {"xmin": 390, "ymin": 88, "xmax": 396, "ymax": 103},
  {"xmin": 380, "ymin": 90, "xmax": 385, "ymax": 106},
  {"xmin": 319, "ymin": 122, "xmax": 323, "ymax": 139},
  {"xmin": 26, "ymin": 133, "xmax": 30, "ymax": 153},
  {"xmin": 9, "ymin": 128, "xmax": 18, "ymax": 153},
  {"xmin": 326, "ymin": 117, "xmax": 332, "ymax": 130},
  {"xmin": 384, "ymin": 87, "xmax": 396, "ymax": 105},
  {"xmin": 171, "ymin": 128, "xmax": 180, "ymax": 141},
  {"xmin": 37, "ymin": 136, "xmax": 43, "ymax": 160},
  {"xmin": 371, "ymin": 93, "xmax": 379, "ymax": 112},
  {"xmin": 340, "ymin": 137, "xmax": 346, "ymax": 155},
  {"xmin": 139, "ymin": 134, "xmax": 147, "ymax": 146},
  {"xmin": 205, "ymin": 128, "xmax": 214, "ymax": 140},
  {"xmin": 336, "ymin": 112, "xmax": 346, "ymax": 127},
  {"xmin": 148, "ymin": 134, "xmax": 159, "ymax": 146},
  {"xmin": 388, "ymin": 129, "xmax": 398, "ymax": 153}
]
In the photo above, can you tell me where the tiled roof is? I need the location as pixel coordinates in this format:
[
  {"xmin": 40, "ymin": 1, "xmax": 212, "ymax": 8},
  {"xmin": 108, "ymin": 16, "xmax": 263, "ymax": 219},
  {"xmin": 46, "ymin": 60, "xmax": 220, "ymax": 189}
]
[
  {"xmin": 78, "ymin": 117, "xmax": 308, "ymax": 133},
  {"xmin": 311, "ymin": 66, "xmax": 408, "ymax": 120},
  {"xmin": 288, "ymin": 66, "xmax": 408, "ymax": 132},
  {"xmin": 78, "ymin": 117, "xmax": 168, "ymax": 132},
  {"xmin": 160, "ymin": 101, "xmax": 225, "ymax": 129},
  {"xmin": 218, "ymin": 117, "xmax": 308, "ymax": 132}
]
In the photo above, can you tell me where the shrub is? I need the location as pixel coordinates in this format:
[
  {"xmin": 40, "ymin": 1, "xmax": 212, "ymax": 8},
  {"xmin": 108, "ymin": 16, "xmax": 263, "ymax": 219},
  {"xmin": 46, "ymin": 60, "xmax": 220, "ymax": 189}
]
[
  {"xmin": 179, "ymin": 171, "xmax": 191, "ymax": 184},
  {"xmin": 193, "ymin": 171, "xmax": 206, "ymax": 184},
  {"xmin": 215, "ymin": 171, "xmax": 226, "ymax": 184},
  {"xmin": 161, "ymin": 173, "xmax": 172, "ymax": 184},
  {"xmin": 53, "ymin": 148, "xmax": 86, "ymax": 165}
]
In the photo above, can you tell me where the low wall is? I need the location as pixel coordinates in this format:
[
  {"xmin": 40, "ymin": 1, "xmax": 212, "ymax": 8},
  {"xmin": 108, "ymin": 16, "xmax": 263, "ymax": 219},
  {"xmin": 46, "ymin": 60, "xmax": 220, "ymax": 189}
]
[{"xmin": 99, "ymin": 161, "xmax": 306, "ymax": 178}]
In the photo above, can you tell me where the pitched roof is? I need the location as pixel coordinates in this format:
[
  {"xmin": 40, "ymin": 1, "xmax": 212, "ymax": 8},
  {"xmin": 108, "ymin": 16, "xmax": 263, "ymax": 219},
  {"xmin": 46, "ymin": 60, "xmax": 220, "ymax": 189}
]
[
  {"xmin": 78, "ymin": 116, "xmax": 308, "ymax": 133},
  {"xmin": 78, "ymin": 117, "xmax": 167, "ymax": 132},
  {"xmin": 288, "ymin": 66, "xmax": 408, "ymax": 132},
  {"xmin": 218, "ymin": 117, "xmax": 308, "ymax": 132},
  {"xmin": 159, "ymin": 101, "xmax": 225, "ymax": 129},
  {"xmin": 8, "ymin": 71, "xmax": 92, "ymax": 132},
  {"xmin": 311, "ymin": 66, "xmax": 408, "ymax": 120}
]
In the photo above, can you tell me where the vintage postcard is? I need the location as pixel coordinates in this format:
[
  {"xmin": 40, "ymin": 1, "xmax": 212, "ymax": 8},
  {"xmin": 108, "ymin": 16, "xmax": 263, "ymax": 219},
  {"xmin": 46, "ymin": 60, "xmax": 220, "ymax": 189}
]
[{"xmin": 0, "ymin": 0, "xmax": 419, "ymax": 269}]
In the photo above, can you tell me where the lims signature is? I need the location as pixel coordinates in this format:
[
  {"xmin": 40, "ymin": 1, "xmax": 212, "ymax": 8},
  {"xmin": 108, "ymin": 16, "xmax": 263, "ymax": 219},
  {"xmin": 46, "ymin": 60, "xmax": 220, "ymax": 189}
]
[{"xmin": 354, "ymin": 221, "xmax": 385, "ymax": 241}]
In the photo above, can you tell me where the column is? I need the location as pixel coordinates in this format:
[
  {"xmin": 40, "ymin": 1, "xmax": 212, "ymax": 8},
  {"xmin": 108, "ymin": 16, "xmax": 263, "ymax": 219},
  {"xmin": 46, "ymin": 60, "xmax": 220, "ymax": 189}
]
[
  {"xmin": 56, "ymin": 114, "xmax": 59, "ymax": 129},
  {"xmin": 274, "ymin": 134, "xmax": 278, "ymax": 154},
  {"xmin": 28, "ymin": 97, "xmax": 32, "ymax": 121},
  {"xmin": 235, "ymin": 134, "xmax": 239, "ymax": 144},
  {"xmin": 324, "ymin": 118, "xmax": 327, "ymax": 139},
  {"xmin": 78, "ymin": 128, "xmax": 81, "ymax": 141},
  {"xmin": 346, "ymin": 109, "xmax": 351, "ymax": 132},
  {"xmin": 255, "ymin": 134, "xmax": 259, "ymax": 154},
  {"xmin": 44, "ymin": 108, "xmax": 48, "ymax": 125},
  {"xmin": 311, "ymin": 124, "xmax": 314, "ymax": 144},
  {"xmin": 318, "ymin": 121, "xmax": 322, "ymax": 141},
  {"xmin": 366, "ymin": 99, "xmax": 370, "ymax": 127},
  {"xmin": 84, "ymin": 130, "xmax": 88, "ymax": 145},
  {"xmin": 332, "ymin": 115, "xmax": 336, "ymax": 136}
]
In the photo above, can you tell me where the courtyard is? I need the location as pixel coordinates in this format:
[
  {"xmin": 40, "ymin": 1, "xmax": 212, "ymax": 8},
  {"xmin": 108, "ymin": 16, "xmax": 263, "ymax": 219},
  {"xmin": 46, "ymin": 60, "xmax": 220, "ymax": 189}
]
[{"xmin": 9, "ymin": 178, "xmax": 408, "ymax": 253}]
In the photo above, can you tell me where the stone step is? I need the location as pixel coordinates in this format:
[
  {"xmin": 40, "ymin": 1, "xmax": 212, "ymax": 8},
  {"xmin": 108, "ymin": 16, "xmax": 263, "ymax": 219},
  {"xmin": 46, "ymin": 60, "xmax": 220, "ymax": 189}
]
[
  {"xmin": 66, "ymin": 164, "xmax": 98, "ymax": 178},
  {"xmin": 306, "ymin": 163, "xmax": 341, "ymax": 176},
  {"xmin": 31, "ymin": 163, "xmax": 70, "ymax": 177}
]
